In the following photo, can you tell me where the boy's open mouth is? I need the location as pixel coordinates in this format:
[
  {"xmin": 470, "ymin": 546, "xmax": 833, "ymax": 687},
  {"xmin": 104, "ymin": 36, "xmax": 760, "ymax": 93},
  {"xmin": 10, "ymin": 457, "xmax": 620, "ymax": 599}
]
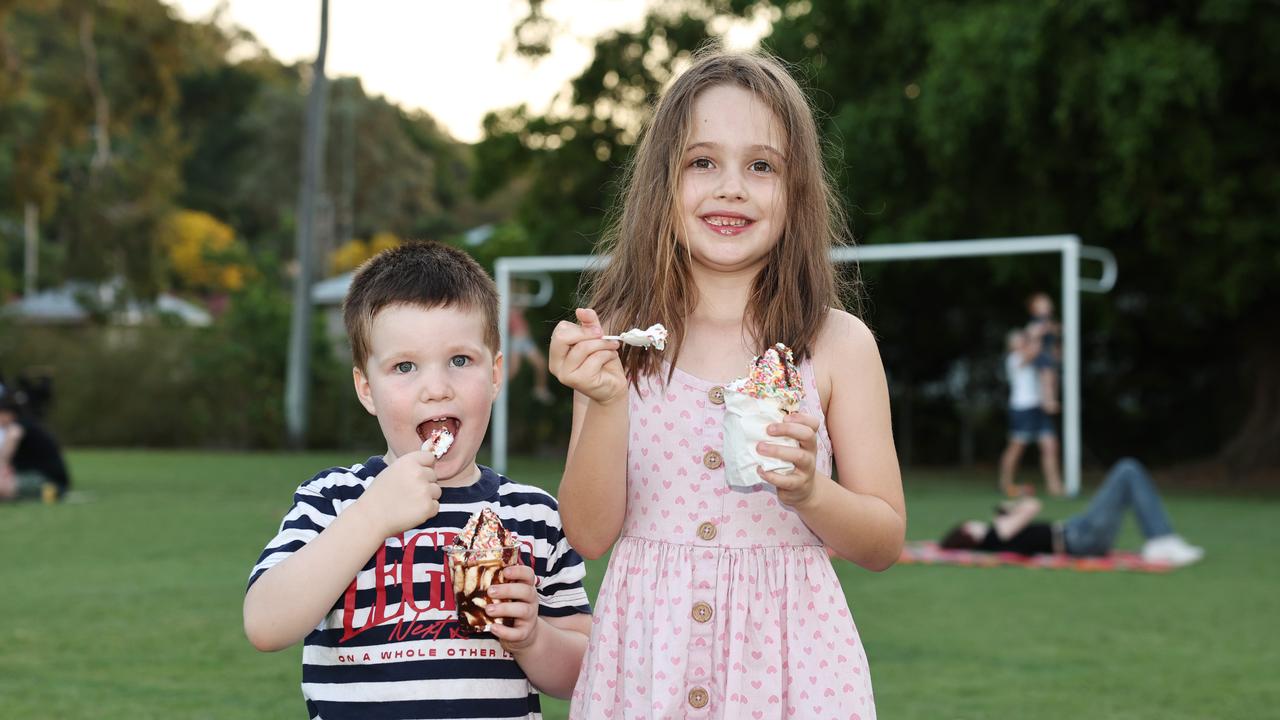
[{"xmin": 416, "ymin": 416, "xmax": 460, "ymax": 443}]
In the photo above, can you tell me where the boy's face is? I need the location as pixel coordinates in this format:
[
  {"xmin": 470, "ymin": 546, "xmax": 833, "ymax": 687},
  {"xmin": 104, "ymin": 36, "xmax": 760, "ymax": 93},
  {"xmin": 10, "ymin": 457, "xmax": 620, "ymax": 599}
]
[{"xmin": 353, "ymin": 303, "xmax": 502, "ymax": 485}]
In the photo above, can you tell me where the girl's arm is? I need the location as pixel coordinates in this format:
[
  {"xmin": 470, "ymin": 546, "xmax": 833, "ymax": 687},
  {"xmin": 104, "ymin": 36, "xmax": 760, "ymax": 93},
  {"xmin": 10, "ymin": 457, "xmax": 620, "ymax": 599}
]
[
  {"xmin": 760, "ymin": 311, "xmax": 906, "ymax": 570},
  {"xmin": 549, "ymin": 309, "xmax": 630, "ymax": 559}
]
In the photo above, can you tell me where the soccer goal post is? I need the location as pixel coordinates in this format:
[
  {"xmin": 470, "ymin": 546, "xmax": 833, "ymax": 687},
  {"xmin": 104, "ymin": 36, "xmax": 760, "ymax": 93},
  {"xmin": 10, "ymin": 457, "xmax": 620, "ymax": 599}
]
[{"xmin": 492, "ymin": 234, "xmax": 1116, "ymax": 497}]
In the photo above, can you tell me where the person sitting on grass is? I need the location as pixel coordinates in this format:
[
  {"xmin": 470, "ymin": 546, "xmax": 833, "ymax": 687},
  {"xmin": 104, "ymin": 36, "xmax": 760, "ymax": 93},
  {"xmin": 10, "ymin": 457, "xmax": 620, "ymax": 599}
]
[
  {"xmin": 0, "ymin": 388, "xmax": 71, "ymax": 503},
  {"xmin": 243, "ymin": 242, "xmax": 592, "ymax": 719},
  {"xmin": 941, "ymin": 458, "xmax": 1204, "ymax": 567}
]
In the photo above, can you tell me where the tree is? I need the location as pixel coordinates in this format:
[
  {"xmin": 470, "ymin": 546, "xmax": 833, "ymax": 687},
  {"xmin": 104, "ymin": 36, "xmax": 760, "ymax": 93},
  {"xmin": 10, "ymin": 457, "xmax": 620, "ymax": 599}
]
[{"xmin": 496, "ymin": 0, "xmax": 1278, "ymax": 476}]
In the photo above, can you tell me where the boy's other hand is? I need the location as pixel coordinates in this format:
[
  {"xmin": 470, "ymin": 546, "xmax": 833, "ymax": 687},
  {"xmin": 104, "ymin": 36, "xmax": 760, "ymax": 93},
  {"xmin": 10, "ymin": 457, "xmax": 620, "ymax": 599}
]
[
  {"xmin": 484, "ymin": 564, "xmax": 541, "ymax": 652},
  {"xmin": 358, "ymin": 450, "xmax": 442, "ymax": 538},
  {"xmin": 548, "ymin": 307, "xmax": 627, "ymax": 406}
]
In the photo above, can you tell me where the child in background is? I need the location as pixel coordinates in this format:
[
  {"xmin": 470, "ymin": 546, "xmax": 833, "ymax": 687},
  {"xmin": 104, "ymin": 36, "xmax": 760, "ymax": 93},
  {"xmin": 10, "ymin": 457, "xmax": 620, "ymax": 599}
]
[
  {"xmin": 1026, "ymin": 292, "xmax": 1061, "ymax": 415},
  {"xmin": 244, "ymin": 242, "xmax": 591, "ymax": 720},
  {"xmin": 550, "ymin": 51, "xmax": 905, "ymax": 719},
  {"xmin": 999, "ymin": 328, "xmax": 1063, "ymax": 497}
]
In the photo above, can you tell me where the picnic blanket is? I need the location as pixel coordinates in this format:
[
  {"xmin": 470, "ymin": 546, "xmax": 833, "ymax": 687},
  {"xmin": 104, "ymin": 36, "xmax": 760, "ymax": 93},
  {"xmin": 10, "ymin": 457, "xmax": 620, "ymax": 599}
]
[{"xmin": 898, "ymin": 541, "xmax": 1175, "ymax": 573}]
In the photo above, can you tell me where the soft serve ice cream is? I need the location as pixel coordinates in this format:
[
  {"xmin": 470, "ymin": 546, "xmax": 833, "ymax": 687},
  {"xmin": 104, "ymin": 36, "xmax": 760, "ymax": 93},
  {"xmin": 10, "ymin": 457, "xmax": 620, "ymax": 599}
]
[
  {"xmin": 722, "ymin": 343, "xmax": 804, "ymax": 488},
  {"xmin": 607, "ymin": 324, "xmax": 667, "ymax": 351}
]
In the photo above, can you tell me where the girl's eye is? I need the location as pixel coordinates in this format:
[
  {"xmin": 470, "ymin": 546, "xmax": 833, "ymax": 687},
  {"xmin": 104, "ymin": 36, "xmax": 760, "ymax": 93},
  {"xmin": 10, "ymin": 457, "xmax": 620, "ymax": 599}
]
[
  {"xmin": 394, "ymin": 361, "xmax": 415, "ymax": 374},
  {"xmin": 690, "ymin": 157, "xmax": 714, "ymax": 170},
  {"xmin": 750, "ymin": 160, "xmax": 774, "ymax": 173},
  {"xmin": 449, "ymin": 355, "xmax": 470, "ymax": 368}
]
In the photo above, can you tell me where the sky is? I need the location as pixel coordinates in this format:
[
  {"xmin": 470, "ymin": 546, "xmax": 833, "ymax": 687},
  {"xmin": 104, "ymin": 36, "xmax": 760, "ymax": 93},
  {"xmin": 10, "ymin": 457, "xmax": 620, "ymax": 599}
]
[{"xmin": 168, "ymin": 0, "xmax": 656, "ymax": 143}]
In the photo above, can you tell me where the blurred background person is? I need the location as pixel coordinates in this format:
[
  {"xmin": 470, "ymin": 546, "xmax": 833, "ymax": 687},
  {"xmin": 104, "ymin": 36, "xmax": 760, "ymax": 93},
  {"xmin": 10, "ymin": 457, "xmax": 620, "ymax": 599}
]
[
  {"xmin": 508, "ymin": 292, "xmax": 556, "ymax": 406},
  {"xmin": 944, "ymin": 458, "xmax": 1203, "ymax": 566},
  {"xmin": 0, "ymin": 387, "xmax": 71, "ymax": 503},
  {"xmin": 1026, "ymin": 292, "xmax": 1061, "ymax": 415},
  {"xmin": 999, "ymin": 328, "xmax": 1063, "ymax": 497}
]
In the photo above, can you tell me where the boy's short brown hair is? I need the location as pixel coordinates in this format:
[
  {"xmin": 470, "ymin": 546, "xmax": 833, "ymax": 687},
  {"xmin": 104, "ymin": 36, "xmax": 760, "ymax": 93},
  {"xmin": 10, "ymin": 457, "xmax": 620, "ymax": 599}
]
[{"xmin": 343, "ymin": 241, "xmax": 500, "ymax": 370}]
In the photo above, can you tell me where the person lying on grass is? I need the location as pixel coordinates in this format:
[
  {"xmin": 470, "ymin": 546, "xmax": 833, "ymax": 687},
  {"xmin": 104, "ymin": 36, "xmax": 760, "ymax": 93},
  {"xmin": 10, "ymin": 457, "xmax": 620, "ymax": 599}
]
[{"xmin": 940, "ymin": 458, "xmax": 1204, "ymax": 567}]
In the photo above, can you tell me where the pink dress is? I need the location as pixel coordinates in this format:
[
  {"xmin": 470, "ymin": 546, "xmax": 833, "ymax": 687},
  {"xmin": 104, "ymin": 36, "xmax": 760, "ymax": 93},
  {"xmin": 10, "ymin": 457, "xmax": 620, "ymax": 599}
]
[{"xmin": 570, "ymin": 360, "xmax": 876, "ymax": 720}]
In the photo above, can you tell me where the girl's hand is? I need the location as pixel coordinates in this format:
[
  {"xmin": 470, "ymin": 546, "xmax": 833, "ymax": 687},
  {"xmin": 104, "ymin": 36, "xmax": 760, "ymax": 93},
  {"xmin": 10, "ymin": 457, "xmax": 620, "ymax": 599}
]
[
  {"xmin": 548, "ymin": 308, "xmax": 627, "ymax": 406},
  {"xmin": 757, "ymin": 412, "xmax": 822, "ymax": 509},
  {"xmin": 485, "ymin": 564, "xmax": 541, "ymax": 652}
]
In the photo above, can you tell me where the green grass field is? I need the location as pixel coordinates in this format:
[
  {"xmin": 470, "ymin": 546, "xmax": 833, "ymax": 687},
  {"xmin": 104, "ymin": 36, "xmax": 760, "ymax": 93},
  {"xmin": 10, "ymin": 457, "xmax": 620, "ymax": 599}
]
[{"xmin": 1, "ymin": 450, "xmax": 1277, "ymax": 719}]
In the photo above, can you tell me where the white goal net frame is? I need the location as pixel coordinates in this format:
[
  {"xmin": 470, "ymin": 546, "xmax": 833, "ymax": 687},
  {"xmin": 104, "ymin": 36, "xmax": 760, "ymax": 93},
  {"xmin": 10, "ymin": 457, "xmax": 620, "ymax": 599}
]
[{"xmin": 492, "ymin": 235, "xmax": 1116, "ymax": 497}]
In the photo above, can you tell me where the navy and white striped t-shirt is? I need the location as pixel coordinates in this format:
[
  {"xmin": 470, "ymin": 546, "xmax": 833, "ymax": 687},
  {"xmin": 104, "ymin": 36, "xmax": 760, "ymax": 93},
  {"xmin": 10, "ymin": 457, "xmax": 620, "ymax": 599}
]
[{"xmin": 249, "ymin": 459, "xmax": 591, "ymax": 720}]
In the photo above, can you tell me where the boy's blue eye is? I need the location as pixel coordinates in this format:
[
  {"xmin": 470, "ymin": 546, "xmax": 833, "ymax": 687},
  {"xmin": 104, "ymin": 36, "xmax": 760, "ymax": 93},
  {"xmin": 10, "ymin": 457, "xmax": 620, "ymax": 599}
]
[
  {"xmin": 450, "ymin": 355, "xmax": 470, "ymax": 368},
  {"xmin": 394, "ymin": 361, "xmax": 415, "ymax": 374},
  {"xmin": 750, "ymin": 160, "xmax": 773, "ymax": 173}
]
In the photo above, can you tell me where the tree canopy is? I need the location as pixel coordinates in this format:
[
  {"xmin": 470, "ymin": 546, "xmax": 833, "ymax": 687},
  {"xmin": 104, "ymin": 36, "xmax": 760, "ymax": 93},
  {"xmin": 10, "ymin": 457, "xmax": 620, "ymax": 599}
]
[{"xmin": 487, "ymin": 0, "xmax": 1278, "ymax": 474}]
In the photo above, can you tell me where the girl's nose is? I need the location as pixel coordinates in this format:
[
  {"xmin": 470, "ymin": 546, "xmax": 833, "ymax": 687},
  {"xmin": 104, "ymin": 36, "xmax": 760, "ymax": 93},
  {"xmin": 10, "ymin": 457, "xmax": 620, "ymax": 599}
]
[{"xmin": 714, "ymin": 169, "xmax": 747, "ymax": 201}]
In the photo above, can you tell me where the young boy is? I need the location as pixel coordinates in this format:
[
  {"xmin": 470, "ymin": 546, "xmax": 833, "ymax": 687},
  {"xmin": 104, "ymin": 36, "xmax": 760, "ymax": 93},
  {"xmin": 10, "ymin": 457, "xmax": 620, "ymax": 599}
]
[{"xmin": 244, "ymin": 242, "xmax": 591, "ymax": 719}]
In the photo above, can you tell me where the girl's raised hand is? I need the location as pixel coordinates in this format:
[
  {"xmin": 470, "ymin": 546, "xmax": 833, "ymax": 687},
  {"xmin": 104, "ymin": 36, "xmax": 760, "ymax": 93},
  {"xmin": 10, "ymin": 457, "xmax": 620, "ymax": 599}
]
[
  {"xmin": 757, "ymin": 412, "xmax": 822, "ymax": 509},
  {"xmin": 548, "ymin": 308, "xmax": 627, "ymax": 406}
]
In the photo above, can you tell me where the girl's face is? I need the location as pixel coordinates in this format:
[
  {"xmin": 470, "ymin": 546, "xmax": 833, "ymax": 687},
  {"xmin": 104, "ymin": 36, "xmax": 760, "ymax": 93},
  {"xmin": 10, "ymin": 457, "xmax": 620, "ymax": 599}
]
[{"xmin": 677, "ymin": 84, "xmax": 787, "ymax": 275}]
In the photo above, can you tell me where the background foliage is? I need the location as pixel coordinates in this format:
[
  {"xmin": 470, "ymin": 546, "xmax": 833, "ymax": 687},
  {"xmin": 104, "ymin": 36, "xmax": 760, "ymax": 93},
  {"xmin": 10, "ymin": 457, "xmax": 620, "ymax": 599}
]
[{"xmin": 2, "ymin": 0, "xmax": 1275, "ymax": 478}]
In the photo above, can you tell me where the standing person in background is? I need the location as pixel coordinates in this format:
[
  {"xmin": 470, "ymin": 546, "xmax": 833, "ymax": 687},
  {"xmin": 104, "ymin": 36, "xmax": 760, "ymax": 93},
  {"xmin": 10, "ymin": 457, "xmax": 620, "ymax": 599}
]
[
  {"xmin": 508, "ymin": 289, "xmax": 556, "ymax": 405},
  {"xmin": 0, "ymin": 388, "xmax": 71, "ymax": 503},
  {"xmin": 1026, "ymin": 292, "xmax": 1061, "ymax": 415},
  {"xmin": 551, "ymin": 51, "xmax": 904, "ymax": 719},
  {"xmin": 999, "ymin": 329, "xmax": 1063, "ymax": 497}
]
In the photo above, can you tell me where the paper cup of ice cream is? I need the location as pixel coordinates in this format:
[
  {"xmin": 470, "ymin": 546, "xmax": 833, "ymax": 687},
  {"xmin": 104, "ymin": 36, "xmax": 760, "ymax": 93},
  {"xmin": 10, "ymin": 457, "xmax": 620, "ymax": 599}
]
[{"xmin": 722, "ymin": 343, "xmax": 803, "ymax": 489}]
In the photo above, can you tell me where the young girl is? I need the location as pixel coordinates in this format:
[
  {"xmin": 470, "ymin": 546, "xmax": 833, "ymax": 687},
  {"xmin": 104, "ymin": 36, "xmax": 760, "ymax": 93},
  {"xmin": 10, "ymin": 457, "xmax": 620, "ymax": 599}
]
[{"xmin": 549, "ymin": 51, "xmax": 905, "ymax": 719}]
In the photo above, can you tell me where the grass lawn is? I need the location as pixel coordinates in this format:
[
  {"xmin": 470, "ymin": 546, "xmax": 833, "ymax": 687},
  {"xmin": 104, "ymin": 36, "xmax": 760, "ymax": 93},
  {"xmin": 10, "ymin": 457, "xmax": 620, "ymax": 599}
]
[{"xmin": 1, "ymin": 449, "xmax": 1277, "ymax": 719}]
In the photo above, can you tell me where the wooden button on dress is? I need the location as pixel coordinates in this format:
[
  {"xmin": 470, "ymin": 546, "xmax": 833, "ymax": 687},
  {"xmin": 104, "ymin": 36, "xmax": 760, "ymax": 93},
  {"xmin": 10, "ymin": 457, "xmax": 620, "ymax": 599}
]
[
  {"xmin": 702, "ymin": 450, "xmax": 723, "ymax": 469},
  {"xmin": 696, "ymin": 522, "xmax": 717, "ymax": 541},
  {"xmin": 691, "ymin": 601, "xmax": 713, "ymax": 623},
  {"xmin": 688, "ymin": 687, "xmax": 709, "ymax": 709},
  {"xmin": 708, "ymin": 386, "xmax": 725, "ymax": 404}
]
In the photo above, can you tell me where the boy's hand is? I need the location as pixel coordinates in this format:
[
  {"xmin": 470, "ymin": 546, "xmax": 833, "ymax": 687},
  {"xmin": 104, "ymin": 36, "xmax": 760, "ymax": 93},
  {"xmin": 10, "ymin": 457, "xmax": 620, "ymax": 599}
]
[
  {"xmin": 484, "ymin": 564, "xmax": 542, "ymax": 652},
  {"xmin": 356, "ymin": 450, "xmax": 442, "ymax": 538},
  {"xmin": 548, "ymin": 308, "xmax": 627, "ymax": 406},
  {"xmin": 757, "ymin": 412, "xmax": 822, "ymax": 510}
]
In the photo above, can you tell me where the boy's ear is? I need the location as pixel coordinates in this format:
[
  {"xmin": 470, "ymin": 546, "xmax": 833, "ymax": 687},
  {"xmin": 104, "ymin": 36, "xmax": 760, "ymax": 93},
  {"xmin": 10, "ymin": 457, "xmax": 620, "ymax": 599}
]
[
  {"xmin": 490, "ymin": 351, "xmax": 504, "ymax": 401},
  {"xmin": 352, "ymin": 366, "xmax": 377, "ymax": 415}
]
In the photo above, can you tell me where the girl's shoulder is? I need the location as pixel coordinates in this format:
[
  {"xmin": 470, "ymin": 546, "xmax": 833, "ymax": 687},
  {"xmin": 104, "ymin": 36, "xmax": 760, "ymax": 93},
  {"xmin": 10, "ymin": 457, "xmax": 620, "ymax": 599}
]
[
  {"xmin": 811, "ymin": 308, "xmax": 883, "ymax": 404},
  {"xmin": 813, "ymin": 307, "xmax": 878, "ymax": 360}
]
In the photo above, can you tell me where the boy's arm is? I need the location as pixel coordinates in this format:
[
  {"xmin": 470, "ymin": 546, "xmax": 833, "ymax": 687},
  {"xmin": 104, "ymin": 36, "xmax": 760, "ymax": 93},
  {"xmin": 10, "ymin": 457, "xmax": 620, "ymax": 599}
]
[
  {"xmin": 244, "ymin": 451, "xmax": 442, "ymax": 651},
  {"xmin": 485, "ymin": 563, "xmax": 592, "ymax": 698},
  {"xmin": 244, "ymin": 500, "xmax": 390, "ymax": 651},
  {"xmin": 509, "ymin": 613, "xmax": 593, "ymax": 699}
]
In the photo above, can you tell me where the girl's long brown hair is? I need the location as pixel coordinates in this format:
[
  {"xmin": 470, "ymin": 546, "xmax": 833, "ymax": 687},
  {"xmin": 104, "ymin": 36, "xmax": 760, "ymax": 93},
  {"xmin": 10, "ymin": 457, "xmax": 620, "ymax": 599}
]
[{"xmin": 585, "ymin": 49, "xmax": 860, "ymax": 386}]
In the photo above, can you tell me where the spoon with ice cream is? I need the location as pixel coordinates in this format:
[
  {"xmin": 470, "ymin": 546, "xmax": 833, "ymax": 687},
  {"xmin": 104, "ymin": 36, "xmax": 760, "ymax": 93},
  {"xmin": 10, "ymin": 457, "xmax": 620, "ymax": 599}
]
[{"xmin": 602, "ymin": 323, "xmax": 667, "ymax": 351}]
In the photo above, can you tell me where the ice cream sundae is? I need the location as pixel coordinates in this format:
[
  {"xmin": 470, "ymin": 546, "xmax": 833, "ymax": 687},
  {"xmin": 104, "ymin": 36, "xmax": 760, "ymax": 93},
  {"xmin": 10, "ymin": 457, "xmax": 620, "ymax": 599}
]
[
  {"xmin": 721, "ymin": 343, "xmax": 804, "ymax": 488},
  {"xmin": 445, "ymin": 508, "xmax": 521, "ymax": 634}
]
